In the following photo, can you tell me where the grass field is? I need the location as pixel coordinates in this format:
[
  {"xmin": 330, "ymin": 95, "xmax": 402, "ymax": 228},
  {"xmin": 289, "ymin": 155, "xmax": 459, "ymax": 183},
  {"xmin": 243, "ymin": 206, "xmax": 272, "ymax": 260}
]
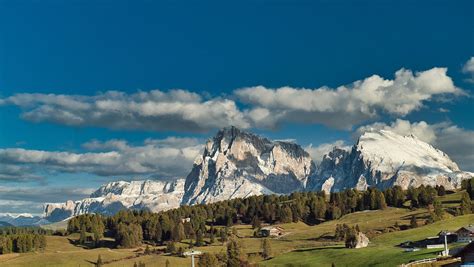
[
  {"xmin": 1, "ymin": 192, "xmax": 471, "ymax": 267},
  {"xmin": 263, "ymin": 214, "xmax": 474, "ymax": 267}
]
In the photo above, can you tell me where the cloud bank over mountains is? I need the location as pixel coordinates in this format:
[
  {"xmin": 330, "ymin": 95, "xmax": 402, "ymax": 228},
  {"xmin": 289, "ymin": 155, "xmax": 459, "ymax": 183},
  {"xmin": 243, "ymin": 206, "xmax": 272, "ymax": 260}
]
[
  {"xmin": 1, "ymin": 67, "xmax": 463, "ymax": 132},
  {"xmin": 0, "ymin": 137, "xmax": 202, "ymax": 183}
]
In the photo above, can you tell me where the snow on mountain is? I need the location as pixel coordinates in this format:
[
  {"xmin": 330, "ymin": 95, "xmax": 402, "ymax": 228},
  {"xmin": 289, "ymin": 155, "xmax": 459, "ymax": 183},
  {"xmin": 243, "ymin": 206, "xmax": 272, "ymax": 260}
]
[
  {"xmin": 307, "ymin": 130, "xmax": 473, "ymax": 193},
  {"xmin": 43, "ymin": 179, "xmax": 184, "ymax": 222},
  {"xmin": 0, "ymin": 213, "xmax": 48, "ymax": 226},
  {"xmin": 182, "ymin": 126, "xmax": 315, "ymax": 205},
  {"xmin": 41, "ymin": 127, "xmax": 473, "ymax": 221}
]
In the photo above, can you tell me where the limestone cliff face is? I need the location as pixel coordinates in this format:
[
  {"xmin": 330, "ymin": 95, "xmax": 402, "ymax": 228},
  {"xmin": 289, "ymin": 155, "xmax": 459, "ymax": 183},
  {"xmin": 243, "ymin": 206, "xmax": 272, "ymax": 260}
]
[
  {"xmin": 307, "ymin": 130, "xmax": 473, "ymax": 193},
  {"xmin": 43, "ymin": 180, "xmax": 184, "ymax": 222},
  {"xmin": 181, "ymin": 126, "xmax": 315, "ymax": 205}
]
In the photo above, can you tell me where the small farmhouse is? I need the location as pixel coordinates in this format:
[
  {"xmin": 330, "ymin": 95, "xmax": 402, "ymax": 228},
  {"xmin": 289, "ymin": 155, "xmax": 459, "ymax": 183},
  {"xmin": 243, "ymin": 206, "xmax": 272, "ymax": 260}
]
[
  {"xmin": 456, "ymin": 226, "xmax": 474, "ymax": 243},
  {"xmin": 260, "ymin": 226, "xmax": 284, "ymax": 237}
]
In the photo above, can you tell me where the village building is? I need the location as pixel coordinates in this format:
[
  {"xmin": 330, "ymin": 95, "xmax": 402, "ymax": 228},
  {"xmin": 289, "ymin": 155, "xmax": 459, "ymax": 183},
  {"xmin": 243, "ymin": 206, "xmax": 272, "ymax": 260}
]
[
  {"xmin": 181, "ymin": 217, "xmax": 191, "ymax": 223},
  {"xmin": 259, "ymin": 226, "xmax": 284, "ymax": 237},
  {"xmin": 456, "ymin": 226, "xmax": 474, "ymax": 243},
  {"xmin": 438, "ymin": 231, "xmax": 458, "ymax": 244}
]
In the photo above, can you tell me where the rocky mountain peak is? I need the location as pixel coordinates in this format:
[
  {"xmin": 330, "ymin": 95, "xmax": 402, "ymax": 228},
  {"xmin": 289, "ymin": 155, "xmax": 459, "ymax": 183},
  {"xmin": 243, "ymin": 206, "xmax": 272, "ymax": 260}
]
[
  {"xmin": 182, "ymin": 127, "xmax": 316, "ymax": 205},
  {"xmin": 309, "ymin": 129, "xmax": 470, "ymax": 193}
]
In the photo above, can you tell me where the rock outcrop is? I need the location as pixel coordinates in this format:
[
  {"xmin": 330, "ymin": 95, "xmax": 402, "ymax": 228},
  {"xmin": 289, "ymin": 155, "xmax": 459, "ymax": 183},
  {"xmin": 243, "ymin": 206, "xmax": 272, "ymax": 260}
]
[
  {"xmin": 181, "ymin": 126, "xmax": 315, "ymax": 205},
  {"xmin": 44, "ymin": 180, "xmax": 184, "ymax": 222}
]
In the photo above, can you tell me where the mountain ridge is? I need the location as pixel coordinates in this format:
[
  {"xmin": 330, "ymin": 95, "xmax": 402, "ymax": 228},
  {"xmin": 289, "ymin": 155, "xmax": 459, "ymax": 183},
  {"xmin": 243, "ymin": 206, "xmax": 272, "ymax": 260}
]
[{"xmin": 42, "ymin": 127, "xmax": 473, "ymax": 223}]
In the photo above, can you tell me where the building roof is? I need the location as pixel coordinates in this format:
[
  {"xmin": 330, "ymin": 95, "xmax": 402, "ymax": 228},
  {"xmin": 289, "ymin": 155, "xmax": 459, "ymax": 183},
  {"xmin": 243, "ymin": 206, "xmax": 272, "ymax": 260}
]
[
  {"xmin": 457, "ymin": 226, "xmax": 474, "ymax": 233},
  {"xmin": 261, "ymin": 226, "xmax": 284, "ymax": 231}
]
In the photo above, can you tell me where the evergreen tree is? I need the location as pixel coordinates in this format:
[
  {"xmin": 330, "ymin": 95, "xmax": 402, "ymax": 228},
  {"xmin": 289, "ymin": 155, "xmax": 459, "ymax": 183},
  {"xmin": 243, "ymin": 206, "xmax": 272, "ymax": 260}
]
[
  {"xmin": 410, "ymin": 215, "xmax": 418, "ymax": 228},
  {"xmin": 251, "ymin": 216, "xmax": 261, "ymax": 229},
  {"xmin": 460, "ymin": 191, "xmax": 472, "ymax": 215},
  {"xmin": 195, "ymin": 230, "xmax": 204, "ymax": 247},
  {"xmin": 261, "ymin": 238, "xmax": 272, "ymax": 259},
  {"xmin": 96, "ymin": 254, "xmax": 103, "ymax": 267},
  {"xmin": 172, "ymin": 222, "xmax": 186, "ymax": 242},
  {"xmin": 79, "ymin": 225, "xmax": 87, "ymax": 245},
  {"xmin": 166, "ymin": 241, "xmax": 176, "ymax": 254},
  {"xmin": 198, "ymin": 253, "xmax": 219, "ymax": 267},
  {"xmin": 280, "ymin": 206, "xmax": 293, "ymax": 223},
  {"xmin": 219, "ymin": 228, "xmax": 228, "ymax": 244},
  {"xmin": 433, "ymin": 198, "xmax": 444, "ymax": 219},
  {"xmin": 376, "ymin": 192, "xmax": 387, "ymax": 210},
  {"xmin": 209, "ymin": 227, "xmax": 215, "ymax": 244},
  {"xmin": 226, "ymin": 238, "xmax": 242, "ymax": 267}
]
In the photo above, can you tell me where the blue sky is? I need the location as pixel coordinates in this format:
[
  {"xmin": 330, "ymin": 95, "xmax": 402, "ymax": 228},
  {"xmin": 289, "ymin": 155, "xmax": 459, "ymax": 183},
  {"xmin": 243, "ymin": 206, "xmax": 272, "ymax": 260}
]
[{"xmin": 0, "ymin": 0, "xmax": 473, "ymax": 214}]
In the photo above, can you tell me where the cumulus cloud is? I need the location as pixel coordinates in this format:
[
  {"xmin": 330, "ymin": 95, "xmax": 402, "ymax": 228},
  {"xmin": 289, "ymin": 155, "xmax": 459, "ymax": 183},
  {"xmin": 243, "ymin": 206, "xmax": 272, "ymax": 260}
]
[
  {"xmin": 237, "ymin": 67, "xmax": 463, "ymax": 129},
  {"xmin": 356, "ymin": 119, "xmax": 474, "ymax": 172},
  {"xmin": 0, "ymin": 137, "xmax": 203, "ymax": 182},
  {"xmin": 305, "ymin": 140, "xmax": 350, "ymax": 163},
  {"xmin": 0, "ymin": 67, "xmax": 465, "ymax": 131},
  {"xmin": 0, "ymin": 186, "xmax": 94, "ymax": 214},
  {"xmin": 463, "ymin": 57, "xmax": 474, "ymax": 83},
  {"xmin": 0, "ymin": 90, "xmax": 250, "ymax": 133}
]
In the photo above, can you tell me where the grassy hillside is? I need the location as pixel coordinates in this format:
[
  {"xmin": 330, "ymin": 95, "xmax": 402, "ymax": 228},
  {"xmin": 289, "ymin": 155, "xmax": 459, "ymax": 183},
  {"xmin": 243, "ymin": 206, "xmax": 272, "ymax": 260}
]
[{"xmin": 264, "ymin": 214, "xmax": 474, "ymax": 267}]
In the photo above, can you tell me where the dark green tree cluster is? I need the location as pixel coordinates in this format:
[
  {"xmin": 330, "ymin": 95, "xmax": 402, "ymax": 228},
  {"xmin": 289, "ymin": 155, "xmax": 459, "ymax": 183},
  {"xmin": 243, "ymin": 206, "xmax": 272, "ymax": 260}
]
[
  {"xmin": 334, "ymin": 224, "xmax": 361, "ymax": 248},
  {"xmin": 68, "ymin": 214, "xmax": 105, "ymax": 246},
  {"xmin": 115, "ymin": 223, "xmax": 143, "ymax": 248},
  {"xmin": 406, "ymin": 185, "xmax": 437, "ymax": 208},
  {"xmin": 462, "ymin": 177, "xmax": 474, "ymax": 200},
  {"xmin": 460, "ymin": 191, "xmax": 472, "ymax": 215},
  {"xmin": 0, "ymin": 233, "xmax": 46, "ymax": 254}
]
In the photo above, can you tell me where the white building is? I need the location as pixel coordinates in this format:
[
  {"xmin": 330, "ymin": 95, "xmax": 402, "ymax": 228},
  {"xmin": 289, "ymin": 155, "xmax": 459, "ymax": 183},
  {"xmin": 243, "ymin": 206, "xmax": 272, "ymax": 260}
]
[{"xmin": 456, "ymin": 226, "xmax": 474, "ymax": 243}]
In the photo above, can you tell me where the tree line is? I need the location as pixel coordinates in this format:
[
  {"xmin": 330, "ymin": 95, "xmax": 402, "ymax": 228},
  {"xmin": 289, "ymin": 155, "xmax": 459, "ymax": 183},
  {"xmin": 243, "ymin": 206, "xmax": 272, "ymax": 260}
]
[
  {"xmin": 0, "ymin": 227, "xmax": 47, "ymax": 254},
  {"xmin": 67, "ymin": 182, "xmax": 474, "ymax": 250}
]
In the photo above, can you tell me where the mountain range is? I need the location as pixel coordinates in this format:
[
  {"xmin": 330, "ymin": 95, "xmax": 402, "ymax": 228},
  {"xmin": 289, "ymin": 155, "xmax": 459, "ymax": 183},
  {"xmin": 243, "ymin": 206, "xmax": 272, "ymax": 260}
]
[{"xmin": 7, "ymin": 126, "xmax": 471, "ymax": 226}]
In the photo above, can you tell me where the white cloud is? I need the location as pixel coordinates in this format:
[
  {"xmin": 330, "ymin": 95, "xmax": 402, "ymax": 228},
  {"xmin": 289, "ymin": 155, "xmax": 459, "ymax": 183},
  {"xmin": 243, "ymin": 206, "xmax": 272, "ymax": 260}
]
[
  {"xmin": 1, "ymin": 90, "xmax": 250, "ymax": 133},
  {"xmin": 0, "ymin": 137, "xmax": 203, "ymax": 181},
  {"xmin": 0, "ymin": 67, "xmax": 465, "ymax": 132},
  {"xmin": 305, "ymin": 140, "xmax": 350, "ymax": 163},
  {"xmin": 0, "ymin": 186, "xmax": 94, "ymax": 214},
  {"xmin": 355, "ymin": 119, "xmax": 474, "ymax": 172},
  {"xmin": 236, "ymin": 67, "xmax": 463, "ymax": 129},
  {"xmin": 462, "ymin": 56, "xmax": 474, "ymax": 83}
]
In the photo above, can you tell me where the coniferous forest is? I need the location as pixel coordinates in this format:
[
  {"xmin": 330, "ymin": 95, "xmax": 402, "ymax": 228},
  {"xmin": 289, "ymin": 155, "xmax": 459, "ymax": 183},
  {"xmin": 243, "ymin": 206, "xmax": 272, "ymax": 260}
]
[{"xmin": 64, "ymin": 182, "xmax": 472, "ymax": 249}]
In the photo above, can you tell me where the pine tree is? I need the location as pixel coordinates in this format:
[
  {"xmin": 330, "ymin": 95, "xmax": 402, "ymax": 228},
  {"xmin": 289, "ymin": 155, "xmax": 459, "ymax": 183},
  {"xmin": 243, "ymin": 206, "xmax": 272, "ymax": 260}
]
[
  {"xmin": 410, "ymin": 215, "xmax": 418, "ymax": 228},
  {"xmin": 261, "ymin": 239, "xmax": 272, "ymax": 259},
  {"xmin": 251, "ymin": 216, "xmax": 261, "ymax": 229},
  {"xmin": 226, "ymin": 238, "xmax": 242, "ymax": 267},
  {"xmin": 198, "ymin": 253, "xmax": 219, "ymax": 267},
  {"xmin": 209, "ymin": 227, "xmax": 215, "ymax": 244},
  {"xmin": 195, "ymin": 230, "xmax": 204, "ymax": 246},
  {"xmin": 280, "ymin": 206, "xmax": 293, "ymax": 223},
  {"xmin": 96, "ymin": 254, "xmax": 103, "ymax": 267},
  {"xmin": 433, "ymin": 198, "xmax": 444, "ymax": 219},
  {"xmin": 172, "ymin": 222, "xmax": 186, "ymax": 242},
  {"xmin": 166, "ymin": 241, "xmax": 176, "ymax": 254},
  {"xmin": 460, "ymin": 191, "xmax": 472, "ymax": 215},
  {"xmin": 79, "ymin": 225, "xmax": 87, "ymax": 245},
  {"xmin": 220, "ymin": 228, "xmax": 228, "ymax": 244}
]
